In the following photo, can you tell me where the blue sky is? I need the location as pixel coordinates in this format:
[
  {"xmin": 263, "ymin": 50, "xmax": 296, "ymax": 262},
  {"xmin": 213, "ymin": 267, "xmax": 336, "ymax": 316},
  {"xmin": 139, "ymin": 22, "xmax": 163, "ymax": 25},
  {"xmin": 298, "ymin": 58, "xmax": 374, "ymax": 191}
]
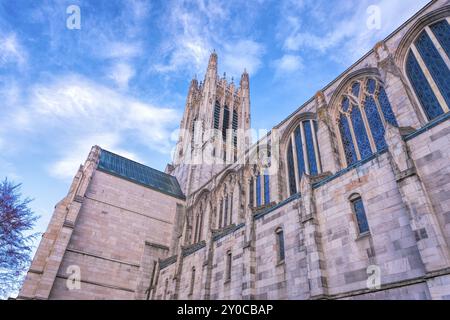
[{"xmin": 0, "ymin": 0, "xmax": 430, "ymax": 244}]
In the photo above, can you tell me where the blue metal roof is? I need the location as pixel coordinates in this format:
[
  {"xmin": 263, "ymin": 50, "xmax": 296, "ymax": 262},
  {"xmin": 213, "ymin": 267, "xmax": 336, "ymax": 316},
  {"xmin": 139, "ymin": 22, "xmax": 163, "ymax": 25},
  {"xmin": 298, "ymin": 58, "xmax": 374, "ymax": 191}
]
[{"xmin": 97, "ymin": 149, "xmax": 185, "ymax": 200}]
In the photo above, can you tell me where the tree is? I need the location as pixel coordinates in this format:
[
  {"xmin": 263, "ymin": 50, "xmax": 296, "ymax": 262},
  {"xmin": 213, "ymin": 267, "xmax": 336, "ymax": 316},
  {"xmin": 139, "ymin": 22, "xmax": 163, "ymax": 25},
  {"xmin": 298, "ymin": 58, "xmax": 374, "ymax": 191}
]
[{"xmin": 0, "ymin": 178, "xmax": 39, "ymax": 299}]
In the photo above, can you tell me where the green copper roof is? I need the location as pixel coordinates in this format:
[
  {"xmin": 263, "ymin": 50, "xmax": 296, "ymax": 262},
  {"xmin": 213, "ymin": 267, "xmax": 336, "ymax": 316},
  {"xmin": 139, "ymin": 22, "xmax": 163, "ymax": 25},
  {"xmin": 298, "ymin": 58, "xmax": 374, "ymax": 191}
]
[{"xmin": 97, "ymin": 149, "xmax": 185, "ymax": 200}]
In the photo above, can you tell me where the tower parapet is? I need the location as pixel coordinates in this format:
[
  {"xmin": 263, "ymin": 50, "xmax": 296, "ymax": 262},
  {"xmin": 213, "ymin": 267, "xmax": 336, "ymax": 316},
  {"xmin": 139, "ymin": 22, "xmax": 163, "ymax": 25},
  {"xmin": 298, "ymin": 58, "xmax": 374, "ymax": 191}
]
[{"xmin": 171, "ymin": 52, "xmax": 251, "ymax": 195}]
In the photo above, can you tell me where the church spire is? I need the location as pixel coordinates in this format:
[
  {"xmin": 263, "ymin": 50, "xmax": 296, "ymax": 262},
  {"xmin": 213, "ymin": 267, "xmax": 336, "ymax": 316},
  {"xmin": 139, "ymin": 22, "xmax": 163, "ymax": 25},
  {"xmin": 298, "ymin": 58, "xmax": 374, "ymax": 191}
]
[
  {"xmin": 207, "ymin": 50, "xmax": 218, "ymax": 74},
  {"xmin": 240, "ymin": 68, "xmax": 249, "ymax": 89}
]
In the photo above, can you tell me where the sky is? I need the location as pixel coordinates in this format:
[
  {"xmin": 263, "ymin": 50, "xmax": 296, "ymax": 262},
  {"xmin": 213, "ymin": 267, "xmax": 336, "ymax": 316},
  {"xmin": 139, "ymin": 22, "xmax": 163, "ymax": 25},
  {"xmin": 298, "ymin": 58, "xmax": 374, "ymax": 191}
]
[{"xmin": 0, "ymin": 0, "xmax": 430, "ymax": 247}]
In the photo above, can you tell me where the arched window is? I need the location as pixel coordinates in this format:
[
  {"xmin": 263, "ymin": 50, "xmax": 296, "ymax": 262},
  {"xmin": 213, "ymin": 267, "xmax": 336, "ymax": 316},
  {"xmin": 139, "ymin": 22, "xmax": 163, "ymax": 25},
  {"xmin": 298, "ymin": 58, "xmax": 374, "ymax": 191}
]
[
  {"xmin": 218, "ymin": 199, "xmax": 223, "ymax": 229},
  {"xmin": 286, "ymin": 119, "xmax": 321, "ymax": 195},
  {"xmin": 193, "ymin": 204, "xmax": 204, "ymax": 243},
  {"xmin": 191, "ymin": 117, "xmax": 197, "ymax": 146},
  {"xmin": 286, "ymin": 142, "xmax": 297, "ymax": 196},
  {"xmin": 164, "ymin": 278, "xmax": 169, "ymax": 300},
  {"xmin": 225, "ymin": 250, "xmax": 232, "ymax": 282},
  {"xmin": 222, "ymin": 105, "xmax": 230, "ymax": 141},
  {"xmin": 264, "ymin": 171, "xmax": 270, "ymax": 205},
  {"xmin": 189, "ymin": 267, "xmax": 195, "ymax": 295},
  {"xmin": 256, "ymin": 174, "xmax": 262, "ymax": 207},
  {"xmin": 405, "ymin": 18, "xmax": 450, "ymax": 121},
  {"xmin": 249, "ymin": 177, "xmax": 254, "ymax": 208},
  {"xmin": 193, "ymin": 212, "xmax": 200, "ymax": 243},
  {"xmin": 213, "ymin": 101, "xmax": 221, "ymax": 130},
  {"xmin": 223, "ymin": 194, "xmax": 229, "ymax": 227},
  {"xmin": 229, "ymin": 192, "xmax": 233, "ymax": 226},
  {"xmin": 336, "ymin": 77, "xmax": 398, "ymax": 167},
  {"xmin": 232, "ymin": 109, "xmax": 238, "ymax": 161},
  {"xmin": 275, "ymin": 228, "xmax": 285, "ymax": 263},
  {"xmin": 350, "ymin": 194, "xmax": 369, "ymax": 235}
]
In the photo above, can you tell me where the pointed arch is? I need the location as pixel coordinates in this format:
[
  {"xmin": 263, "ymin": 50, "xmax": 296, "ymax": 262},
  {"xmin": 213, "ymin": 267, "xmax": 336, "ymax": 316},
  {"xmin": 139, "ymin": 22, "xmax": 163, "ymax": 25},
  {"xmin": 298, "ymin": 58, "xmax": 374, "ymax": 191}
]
[
  {"xmin": 330, "ymin": 71, "xmax": 398, "ymax": 167},
  {"xmin": 397, "ymin": 8, "xmax": 450, "ymax": 121}
]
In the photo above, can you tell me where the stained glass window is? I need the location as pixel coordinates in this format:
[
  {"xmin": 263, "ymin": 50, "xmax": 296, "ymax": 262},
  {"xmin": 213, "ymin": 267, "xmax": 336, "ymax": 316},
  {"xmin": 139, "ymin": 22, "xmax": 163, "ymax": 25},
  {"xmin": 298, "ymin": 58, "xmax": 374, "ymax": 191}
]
[
  {"xmin": 303, "ymin": 120, "xmax": 318, "ymax": 175},
  {"xmin": 339, "ymin": 114, "xmax": 357, "ymax": 165},
  {"xmin": 338, "ymin": 77, "xmax": 399, "ymax": 167},
  {"xmin": 264, "ymin": 173, "xmax": 270, "ymax": 205},
  {"xmin": 222, "ymin": 106, "xmax": 230, "ymax": 141},
  {"xmin": 287, "ymin": 142, "xmax": 297, "ymax": 196},
  {"xmin": 287, "ymin": 121, "xmax": 321, "ymax": 194},
  {"xmin": 406, "ymin": 50, "xmax": 444, "ymax": 120},
  {"xmin": 294, "ymin": 126, "xmax": 305, "ymax": 177},
  {"xmin": 415, "ymin": 31, "xmax": 450, "ymax": 107},
  {"xmin": 256, "ymin": 175, "xmax": 262, "ymax": 207},
  {"xmin": 351, "ymin": 105, "xmax": 372, "ymax": 159},
  {"xmin": 365, "ymin": 95, "xmax": 387, "ymax": 151},
  {"xmin": 342, "ymin": 97, "xmax": 350, "ymax": 112},
  {"xmin": 366, "ymin": 78, "xmax": 376, "ymax": 94},
  {"xmin": 352, "ymin": 197, "xmax": 369, "ymax": 234},
  {"xmin": 352, "ymin": 82, "xmax": 360, "ymax": 97},
  {"xmin": 430, "ymin": 19, "xmax": 450, "ymax": 58},
  {"xmin": 378, "ymin": 87, "xmax": 398, "ymax": 126}
]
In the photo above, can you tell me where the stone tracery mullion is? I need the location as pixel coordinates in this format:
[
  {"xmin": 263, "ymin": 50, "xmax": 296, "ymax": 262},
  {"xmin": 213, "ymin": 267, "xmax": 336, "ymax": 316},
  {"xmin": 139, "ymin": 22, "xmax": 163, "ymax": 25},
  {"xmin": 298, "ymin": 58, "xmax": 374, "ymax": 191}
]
[
  {"xmin": 343, "ymin": 106, "xmax": 361, "ymax": 161},
  {"xmin": 357, "ymin": 83, "xmax": 378, "ymax": 153}
]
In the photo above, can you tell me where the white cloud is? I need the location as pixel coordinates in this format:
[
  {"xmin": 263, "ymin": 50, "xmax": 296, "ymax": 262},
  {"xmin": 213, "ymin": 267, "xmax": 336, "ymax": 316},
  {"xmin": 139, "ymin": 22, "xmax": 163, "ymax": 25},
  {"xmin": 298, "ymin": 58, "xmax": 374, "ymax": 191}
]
[
  {"xmin": 4, "ymin": 74, "xmax": 179, "ymax": 180},
  {"xmin": 108, "ymin": 62, "xmax": 136, "ymax": 89},
  {"xmin": 50, "ymin": 133, "xmax": 142, "ymax": 180},
  {"xmin": 100, "ymin": 41, "xmax": 143, "ymax": 60},
  {"xmin": 273, "ymin": 54, "xmax": 304, "ymax": 75},
  {"xmin": 153, "ymin": 1, "xmax": 212, "ymax": 75},
  {"xmin": 0, "ymin": 33, "xmax": 27, "ymax": 68},
  {"xmin": 223, "ymin": 40, "xmax": 265, "ymax": 77},
  {"xmin": 279, "ymin": 0, "xmax": 430, "ymax": 63},
  {"xmin": 153, "ymin": 0, "xmax": 264, "ymax": 77}
]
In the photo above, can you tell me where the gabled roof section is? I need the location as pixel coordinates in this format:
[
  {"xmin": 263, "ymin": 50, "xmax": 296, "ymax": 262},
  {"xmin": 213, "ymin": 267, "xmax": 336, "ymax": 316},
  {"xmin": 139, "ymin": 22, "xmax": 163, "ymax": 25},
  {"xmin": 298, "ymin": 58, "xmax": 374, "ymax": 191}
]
[{"xmin": 97, "ymin": 149, "xmax": 185, "ymax": 200}]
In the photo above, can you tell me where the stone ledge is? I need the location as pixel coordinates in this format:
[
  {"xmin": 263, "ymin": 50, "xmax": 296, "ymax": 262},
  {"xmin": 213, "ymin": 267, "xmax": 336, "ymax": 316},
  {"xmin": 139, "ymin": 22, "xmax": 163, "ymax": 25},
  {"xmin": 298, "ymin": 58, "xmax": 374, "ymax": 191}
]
[
  {"xmin": 55, "ymin": 274, "xmax": 135, "ymax": 293},
  {"xmin": 145, "ymin": 241, "xmax": 170, "ymax": 251},
  {"xmin": 66, "ymin": 247, "xmax": 140, "ymax": 268},
  {"xmin": 159, "ymin": 255, "xmax": 178, "ymax": 269},
  {"xmin": 317, "ymin": 266, "xmax": 450, "ymax": 300},
  {"xmin": 73, "ymin": 195, "xmax": 84, "ymax": 203},
  {"xmin": 253, "ymin": 193, "xmax": 301, "ymax": 220},
  {"xmin": 27, "ymin": 268, "xmax": 44, "ymax": 275},
  {"xmin": 395, "ymin": 167, "xmax": 416, "ymax": 182},
  {"xmin": 62, "ymin": 220, "xmax": 75, "ymax": 229},
  {"xmin": 404, "ymin": 112, "xmax": 450, "ymax": 141},
  {"xmin": 212, "ymin": 223, "xmax": 245, "ymax": 241},
  {"xmin": 181, "ymin": 240, "xmax": 206, "ymax": 257}
]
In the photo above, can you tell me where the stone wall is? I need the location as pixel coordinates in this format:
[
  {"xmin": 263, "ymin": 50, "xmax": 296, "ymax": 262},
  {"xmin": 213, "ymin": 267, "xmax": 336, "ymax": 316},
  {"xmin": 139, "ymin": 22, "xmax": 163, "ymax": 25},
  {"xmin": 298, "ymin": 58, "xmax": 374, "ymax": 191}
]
[{"xmin": 20, "ymin": 159, "xmax": 184, "ymax": 300}]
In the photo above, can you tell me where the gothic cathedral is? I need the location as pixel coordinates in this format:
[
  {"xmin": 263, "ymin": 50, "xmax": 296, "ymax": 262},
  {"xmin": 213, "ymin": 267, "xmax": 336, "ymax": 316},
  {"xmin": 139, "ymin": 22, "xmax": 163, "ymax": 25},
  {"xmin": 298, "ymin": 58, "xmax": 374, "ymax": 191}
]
[{"xmin": 20, "ymin": 0, "xmax": 450, "ymax": 300}]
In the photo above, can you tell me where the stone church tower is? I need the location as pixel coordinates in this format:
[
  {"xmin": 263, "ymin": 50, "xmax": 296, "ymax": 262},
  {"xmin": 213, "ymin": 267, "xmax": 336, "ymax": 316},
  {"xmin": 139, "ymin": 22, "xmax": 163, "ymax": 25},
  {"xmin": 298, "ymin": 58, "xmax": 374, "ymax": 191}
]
[{"xmin": 169, "ymin": 52, "xmax": 251, "ymax": 196}]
